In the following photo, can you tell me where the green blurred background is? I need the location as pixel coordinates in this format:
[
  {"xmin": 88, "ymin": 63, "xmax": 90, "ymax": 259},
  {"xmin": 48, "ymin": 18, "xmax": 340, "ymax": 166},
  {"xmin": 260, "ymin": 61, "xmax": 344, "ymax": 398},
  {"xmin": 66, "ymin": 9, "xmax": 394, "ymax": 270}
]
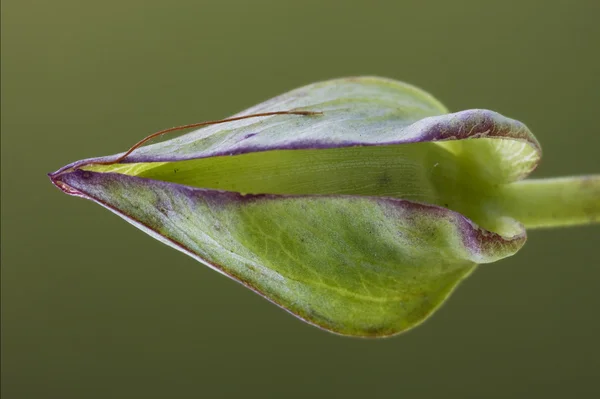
[{"xmin": 2, "ymin": 0, "xmax": 599, "ymax": 398}]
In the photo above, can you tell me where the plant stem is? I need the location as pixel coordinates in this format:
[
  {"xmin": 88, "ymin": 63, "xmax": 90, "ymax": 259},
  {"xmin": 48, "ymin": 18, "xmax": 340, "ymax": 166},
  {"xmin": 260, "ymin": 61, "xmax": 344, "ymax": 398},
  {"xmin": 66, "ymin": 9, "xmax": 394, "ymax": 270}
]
[{"xmin": 493, "ymin": 175, "xmax": 600, "ymax": 229}]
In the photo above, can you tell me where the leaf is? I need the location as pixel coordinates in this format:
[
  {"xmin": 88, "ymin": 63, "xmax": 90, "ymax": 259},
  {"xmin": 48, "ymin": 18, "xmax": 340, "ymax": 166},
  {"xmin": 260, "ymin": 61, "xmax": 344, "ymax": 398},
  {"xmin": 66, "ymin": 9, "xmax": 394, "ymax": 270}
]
[
  {"xmin": 50, "ymin": 76, "xmax": 540, "ymax": 336},
  {"xmin": 52, "ymin": 170, "xmax": 524, "ymax": 336}
]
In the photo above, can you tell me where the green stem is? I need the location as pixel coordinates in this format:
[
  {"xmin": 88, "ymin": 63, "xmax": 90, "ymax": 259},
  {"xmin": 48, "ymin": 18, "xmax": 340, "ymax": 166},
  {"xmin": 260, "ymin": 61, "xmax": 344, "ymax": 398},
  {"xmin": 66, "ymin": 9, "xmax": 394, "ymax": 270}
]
[{"xmin": 494, "ymin": 175, "xmax": 600, "ymax": 229}]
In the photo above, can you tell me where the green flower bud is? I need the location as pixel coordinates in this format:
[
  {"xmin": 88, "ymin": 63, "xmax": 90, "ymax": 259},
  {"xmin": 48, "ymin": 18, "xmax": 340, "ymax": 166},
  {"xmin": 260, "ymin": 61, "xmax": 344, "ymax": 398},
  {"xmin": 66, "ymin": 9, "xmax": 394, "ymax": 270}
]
[{"xmin": 49, "ymin": 77, "xmax": 600, "ymax": 337}]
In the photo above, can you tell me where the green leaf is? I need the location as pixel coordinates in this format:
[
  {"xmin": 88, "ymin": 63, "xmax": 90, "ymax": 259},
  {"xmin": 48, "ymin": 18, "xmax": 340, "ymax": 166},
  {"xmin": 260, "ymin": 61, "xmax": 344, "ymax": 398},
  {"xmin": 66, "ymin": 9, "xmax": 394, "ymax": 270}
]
[{"xmin": 52, "ymin": 170, "xmax": 524, "ymax": 336}]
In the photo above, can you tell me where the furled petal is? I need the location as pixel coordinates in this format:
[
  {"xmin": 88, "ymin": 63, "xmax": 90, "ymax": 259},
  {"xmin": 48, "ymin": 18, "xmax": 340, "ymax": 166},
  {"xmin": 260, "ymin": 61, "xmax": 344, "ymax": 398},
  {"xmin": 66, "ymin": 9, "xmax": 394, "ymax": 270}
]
[
  {"xmin": 51, "ymin": 170, "xmax": 525, "ymax": 336},
  {"xmin": 55, "ymin": 77, "xmax": 540, "ymax": 184}
]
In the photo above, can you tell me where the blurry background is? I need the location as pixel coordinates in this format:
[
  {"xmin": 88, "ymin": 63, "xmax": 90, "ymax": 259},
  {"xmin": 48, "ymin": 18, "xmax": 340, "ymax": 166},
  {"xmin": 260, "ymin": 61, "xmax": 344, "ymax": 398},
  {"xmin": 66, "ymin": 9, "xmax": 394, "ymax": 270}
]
[{"xmin": 2, "ymin": 0, "xmax": 599, "ymax": 398}]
